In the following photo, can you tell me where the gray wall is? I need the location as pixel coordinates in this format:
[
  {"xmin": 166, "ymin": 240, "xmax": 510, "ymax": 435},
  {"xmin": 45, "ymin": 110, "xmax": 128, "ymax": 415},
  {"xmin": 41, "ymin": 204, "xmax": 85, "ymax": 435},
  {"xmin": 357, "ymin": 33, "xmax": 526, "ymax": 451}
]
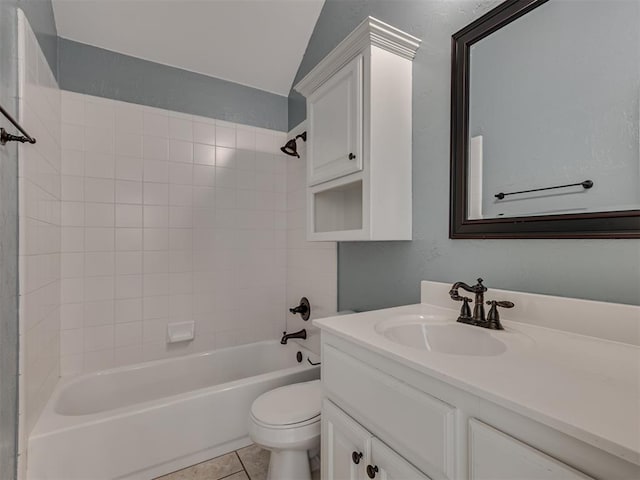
[
  {"xmin": 289, "ymin": 0, "xmax": 640, "ymax": 308},
  {"xmin": 470, "ymin": 0, "xmax": 639, "ymax": 218},
  {"xmin": 58, "ymin": 38, "xmax": 288, "ymax": 132},
  {"xmin": 0, "ymin": 1, "xmax": 20, "ymax": 478},
  {"xmin": 18, "ymin": 0, "xmax": 57, "ymax": 76}
]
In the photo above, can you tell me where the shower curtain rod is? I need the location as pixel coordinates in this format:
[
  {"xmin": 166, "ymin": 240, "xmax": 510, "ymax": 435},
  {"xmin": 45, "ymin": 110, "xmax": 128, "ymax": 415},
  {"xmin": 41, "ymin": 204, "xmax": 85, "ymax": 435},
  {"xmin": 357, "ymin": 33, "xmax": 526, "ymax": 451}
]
[{"xmin": 0, "ymin": 103, "xmax": 36, "ymax": 145}]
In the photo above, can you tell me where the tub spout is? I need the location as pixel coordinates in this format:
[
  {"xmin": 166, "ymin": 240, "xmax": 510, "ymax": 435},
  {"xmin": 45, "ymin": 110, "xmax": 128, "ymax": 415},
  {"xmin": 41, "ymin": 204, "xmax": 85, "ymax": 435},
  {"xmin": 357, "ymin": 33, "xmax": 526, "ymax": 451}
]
[{"xmin": 280, "ymin": 329, "xmax": 307, "ymax": 344}]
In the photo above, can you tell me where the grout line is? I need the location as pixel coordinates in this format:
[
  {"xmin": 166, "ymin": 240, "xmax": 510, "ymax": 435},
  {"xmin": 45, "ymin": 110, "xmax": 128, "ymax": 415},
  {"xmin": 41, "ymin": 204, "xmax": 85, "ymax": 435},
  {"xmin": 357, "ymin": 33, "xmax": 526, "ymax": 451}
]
[
  {"xmin": 217, "ymin": 467, "xmax": 247, "ymax": 480},
  {"xmin": 153, "ymin": 450, "xmax": 245, "ymax": 480},
  {"xmin": 234, "ymin": 450, "xmax": 250, "ymax": 480}
]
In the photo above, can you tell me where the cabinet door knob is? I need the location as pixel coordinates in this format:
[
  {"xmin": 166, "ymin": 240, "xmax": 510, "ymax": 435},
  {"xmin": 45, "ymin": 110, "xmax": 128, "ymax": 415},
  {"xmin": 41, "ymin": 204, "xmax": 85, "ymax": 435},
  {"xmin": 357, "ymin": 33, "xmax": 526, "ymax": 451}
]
[
  {"xmin": 348, "ymin": 152, "xmax": 356, "ymax": 160},
  {"xmin": 366, "ymin": 465, "xmax": 379, "ymax": 478},
  {"xmin": 351, "ymin": 451, "xmax": 363, "ymax": 464}
]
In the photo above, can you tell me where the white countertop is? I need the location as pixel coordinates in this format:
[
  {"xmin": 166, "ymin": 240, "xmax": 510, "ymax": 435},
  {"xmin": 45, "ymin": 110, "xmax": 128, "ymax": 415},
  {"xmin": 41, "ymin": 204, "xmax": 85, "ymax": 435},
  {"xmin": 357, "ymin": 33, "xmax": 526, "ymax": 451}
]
[{"xmin": 314, "ymin": 300, "xmax": 640, "ymax": 466}]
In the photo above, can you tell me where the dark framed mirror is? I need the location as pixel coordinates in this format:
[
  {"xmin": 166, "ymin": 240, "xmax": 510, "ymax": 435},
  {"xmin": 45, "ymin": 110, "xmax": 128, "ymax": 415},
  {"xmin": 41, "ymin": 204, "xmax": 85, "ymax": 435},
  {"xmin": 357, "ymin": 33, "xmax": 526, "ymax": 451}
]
[{"xmin": 450, "ymin": 0, "xmax": 640, "ymax": 238}]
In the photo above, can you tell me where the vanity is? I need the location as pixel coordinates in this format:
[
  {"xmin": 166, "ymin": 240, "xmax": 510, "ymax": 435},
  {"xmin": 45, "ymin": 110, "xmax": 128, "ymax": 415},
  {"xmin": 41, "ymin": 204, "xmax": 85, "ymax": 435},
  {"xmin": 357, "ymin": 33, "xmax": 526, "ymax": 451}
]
[{"xmin": 313, "ymin": 281, "xmax": 640, "ymax": 480}]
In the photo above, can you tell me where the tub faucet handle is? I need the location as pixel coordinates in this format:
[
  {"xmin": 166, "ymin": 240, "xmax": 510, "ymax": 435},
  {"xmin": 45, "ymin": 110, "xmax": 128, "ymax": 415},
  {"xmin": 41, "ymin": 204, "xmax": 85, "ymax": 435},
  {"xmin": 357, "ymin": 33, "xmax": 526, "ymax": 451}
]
[{"xmin": 289, "ymin": 297, "xmax": 310, "ymax": 321}]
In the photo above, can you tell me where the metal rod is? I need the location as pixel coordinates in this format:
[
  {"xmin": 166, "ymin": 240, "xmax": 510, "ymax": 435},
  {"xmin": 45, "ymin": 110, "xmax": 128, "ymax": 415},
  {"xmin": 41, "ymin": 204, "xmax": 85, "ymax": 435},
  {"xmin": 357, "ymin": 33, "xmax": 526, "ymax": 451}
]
[
  {"xmin": 0, "ymin": 103, "xmax": 36, "ymax": 145},
  {"xmin": 495, "ymin": 180, "xmax": 593, "ymax": 200}
]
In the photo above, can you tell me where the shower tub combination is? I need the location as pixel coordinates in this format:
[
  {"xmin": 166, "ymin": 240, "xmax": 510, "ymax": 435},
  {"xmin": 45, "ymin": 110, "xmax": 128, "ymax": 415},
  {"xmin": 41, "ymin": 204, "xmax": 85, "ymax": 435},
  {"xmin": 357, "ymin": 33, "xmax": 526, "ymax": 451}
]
[{"xmin": 28, "ymin": 341, "xmax": 320, "ymax": 480}]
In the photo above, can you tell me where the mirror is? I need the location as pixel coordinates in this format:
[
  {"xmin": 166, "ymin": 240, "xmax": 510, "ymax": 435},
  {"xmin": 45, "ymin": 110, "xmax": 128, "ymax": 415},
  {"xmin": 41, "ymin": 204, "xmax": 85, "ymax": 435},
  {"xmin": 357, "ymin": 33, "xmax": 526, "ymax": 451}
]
[{"xmin": 450, "ymin": 0, "xmax": 640, "ymax": 238}]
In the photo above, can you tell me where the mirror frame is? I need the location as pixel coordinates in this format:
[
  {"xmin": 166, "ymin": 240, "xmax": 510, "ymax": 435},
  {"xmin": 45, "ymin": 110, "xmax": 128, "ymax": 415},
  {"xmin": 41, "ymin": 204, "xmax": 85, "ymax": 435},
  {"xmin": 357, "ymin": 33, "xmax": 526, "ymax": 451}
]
[{"xmin": 450, "ymin": 0, "xmax": 640, "ymax": 239}]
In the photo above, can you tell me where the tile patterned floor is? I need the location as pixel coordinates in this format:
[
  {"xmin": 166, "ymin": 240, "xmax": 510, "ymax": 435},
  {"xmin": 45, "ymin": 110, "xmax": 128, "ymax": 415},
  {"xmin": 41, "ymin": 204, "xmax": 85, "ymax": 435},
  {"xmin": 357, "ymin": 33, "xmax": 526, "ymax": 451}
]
[{"xmin": 155, "ymin": 444, "xmax": 270, "ymax": 480}]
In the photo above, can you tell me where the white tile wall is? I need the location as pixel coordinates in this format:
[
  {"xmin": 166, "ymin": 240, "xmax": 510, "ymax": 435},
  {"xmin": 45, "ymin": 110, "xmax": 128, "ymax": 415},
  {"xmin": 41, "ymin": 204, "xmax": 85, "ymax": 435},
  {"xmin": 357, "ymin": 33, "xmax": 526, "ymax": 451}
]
[
  {"xmin": 60, "ymin": 92, "xmax": 290, "ymax": 375},
  {"xmin": 284, "ymin": 123, "xmax": 337, "ymax": 354},
  {"xmin": 16, "ymin": 11, "xmax": 61, "ymax": 478},
  {"xmin": 10, "ymin": 25, "xmax": 339, "ymax": 480}
]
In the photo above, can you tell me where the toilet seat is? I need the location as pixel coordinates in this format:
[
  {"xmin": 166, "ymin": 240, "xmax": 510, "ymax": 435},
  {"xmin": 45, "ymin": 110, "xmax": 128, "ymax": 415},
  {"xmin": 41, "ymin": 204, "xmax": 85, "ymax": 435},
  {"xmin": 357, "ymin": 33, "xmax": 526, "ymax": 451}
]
[
  {"xmin": 250, "ymin": 412, "xmax": 320, "ymax": 430},
  {"xmin": 250, "ymin": 380, "xmax": 321, "ymax": 427}
]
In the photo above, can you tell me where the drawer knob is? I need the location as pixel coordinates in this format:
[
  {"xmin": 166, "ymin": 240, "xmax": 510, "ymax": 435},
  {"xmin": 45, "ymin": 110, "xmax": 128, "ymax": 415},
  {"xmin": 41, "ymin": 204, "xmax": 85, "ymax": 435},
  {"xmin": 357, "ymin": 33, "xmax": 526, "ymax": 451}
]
[
  {"xmin": 366, "ymin": 465, "xmax": 379, "ymax": 478},
  {"xmin": 348, "ymin": 152, "xmax": 356, "ymax": 160},
  {"xmin": 351, "ymin": 451, "xmax": 363, "ymax": 464}
]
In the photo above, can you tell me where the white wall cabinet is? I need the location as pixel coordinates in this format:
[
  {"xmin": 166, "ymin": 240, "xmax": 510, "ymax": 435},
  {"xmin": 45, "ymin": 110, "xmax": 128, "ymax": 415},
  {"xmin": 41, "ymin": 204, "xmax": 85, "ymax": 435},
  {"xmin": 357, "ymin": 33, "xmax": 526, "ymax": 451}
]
[
  {"xmin": 321, "ymin": 333, "xmax": 634, "ymax": 480},
  {"xmin": 295, "ymin": 17, "xmax": 421, "ymax": 241},
  {"xmin": 307, "ymin": 55, "xmax": 363, "ymax": 186}
]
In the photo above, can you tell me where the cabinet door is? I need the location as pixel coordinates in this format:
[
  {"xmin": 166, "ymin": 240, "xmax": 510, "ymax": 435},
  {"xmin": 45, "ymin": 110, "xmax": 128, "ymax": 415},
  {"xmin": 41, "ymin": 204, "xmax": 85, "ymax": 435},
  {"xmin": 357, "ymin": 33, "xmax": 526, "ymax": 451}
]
[
  {"xmin": 469, "ymin": 419, "xmax": 594, "ymax": 480},
  {"xmin": 368, "ymin": 438, "xmax": 431, "ymax": 480},
  {"xmin": 307, "ymin": 55, "xmax": 363, "ymax": 186},
  {"xmin": 323, "ymin": 399, "xmax": 372, "ymax": 480}
]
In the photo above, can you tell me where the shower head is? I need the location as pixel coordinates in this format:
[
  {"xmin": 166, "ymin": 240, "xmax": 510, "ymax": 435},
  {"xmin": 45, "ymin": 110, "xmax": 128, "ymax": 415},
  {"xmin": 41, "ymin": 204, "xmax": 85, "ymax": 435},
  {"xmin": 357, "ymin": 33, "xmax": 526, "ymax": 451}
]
[{"xmin": 280, "ymin": 131, "xmax": 307, "ymax": 157}]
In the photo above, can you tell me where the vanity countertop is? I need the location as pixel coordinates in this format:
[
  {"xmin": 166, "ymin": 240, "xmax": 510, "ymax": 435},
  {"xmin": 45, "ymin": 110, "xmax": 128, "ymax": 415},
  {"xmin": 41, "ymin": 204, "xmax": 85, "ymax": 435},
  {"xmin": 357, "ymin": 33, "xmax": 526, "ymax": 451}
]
[{"xmin": 314, "ymin": 288, "xmax": 640, "ymax": 466}]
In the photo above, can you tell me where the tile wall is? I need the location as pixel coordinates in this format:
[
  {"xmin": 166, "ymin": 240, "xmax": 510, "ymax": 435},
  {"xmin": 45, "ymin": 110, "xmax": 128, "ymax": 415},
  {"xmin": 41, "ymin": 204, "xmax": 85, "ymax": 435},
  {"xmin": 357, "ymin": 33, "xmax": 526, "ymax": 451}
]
[
  {"xmin": 59, "ymin": 92, "xmax": 290, "ymax": 375},
  {"xmin": 13, "ymin": 13, "xmax": 337, "ymax": 479},
  {"xmin": 285, "ymin": 122, "xmax": 337, "ymax": 353},
  {"xmin": 16, "ymin": 10, "xmax": 61, "ymax": 475},
  {"xmin": 0, "ymin": 4, "xmax": 20, "ymax": 480}
]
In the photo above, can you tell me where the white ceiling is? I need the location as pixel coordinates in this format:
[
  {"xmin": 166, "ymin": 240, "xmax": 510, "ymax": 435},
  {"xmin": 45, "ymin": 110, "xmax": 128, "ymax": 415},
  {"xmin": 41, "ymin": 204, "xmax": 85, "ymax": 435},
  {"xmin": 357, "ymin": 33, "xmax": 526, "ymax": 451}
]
[{"xmin": 52, "ymin": 0, "xmax": 325, "ymax": 96}]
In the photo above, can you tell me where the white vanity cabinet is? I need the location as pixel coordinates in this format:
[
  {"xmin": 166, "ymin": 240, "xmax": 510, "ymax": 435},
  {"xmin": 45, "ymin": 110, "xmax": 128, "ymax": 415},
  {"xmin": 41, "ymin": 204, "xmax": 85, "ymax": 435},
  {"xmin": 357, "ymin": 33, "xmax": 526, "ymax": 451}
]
[
  {"xmin": 294, "ymin": 17, "xmax": 420, "ymax": 241},
  {"xmin": 371, "ymin": 438, "xmax": 431, "ymax": 480},
  {"xmin": 468, "ymin": 420, "xmax": 592, "ymax": 480},
  {"xmin": 323, "ymin": 400, "xmax": 430, "ymax": 480},
  {"xmin": 320, "ymin": 332, "xmax": 637, "ymax": 480},
  {"xmin": 323, "ymin": 400, "xmax": 371, "ymax": 480}
]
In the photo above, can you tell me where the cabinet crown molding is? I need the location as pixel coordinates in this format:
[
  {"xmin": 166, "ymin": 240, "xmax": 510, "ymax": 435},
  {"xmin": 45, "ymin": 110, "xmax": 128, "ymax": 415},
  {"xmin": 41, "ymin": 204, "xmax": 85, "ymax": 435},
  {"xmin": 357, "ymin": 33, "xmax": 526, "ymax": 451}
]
[{"xmin": 294, "ymin": 16, "xmax": 421, "ymax": 97}]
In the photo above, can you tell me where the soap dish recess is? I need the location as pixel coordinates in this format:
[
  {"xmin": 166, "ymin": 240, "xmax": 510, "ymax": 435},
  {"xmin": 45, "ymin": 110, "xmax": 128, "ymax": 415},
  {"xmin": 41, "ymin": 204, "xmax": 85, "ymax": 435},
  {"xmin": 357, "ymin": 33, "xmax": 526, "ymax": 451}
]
[{"xmin": 167, "ymin": 321, "xmax": 195, "ymax": 343}]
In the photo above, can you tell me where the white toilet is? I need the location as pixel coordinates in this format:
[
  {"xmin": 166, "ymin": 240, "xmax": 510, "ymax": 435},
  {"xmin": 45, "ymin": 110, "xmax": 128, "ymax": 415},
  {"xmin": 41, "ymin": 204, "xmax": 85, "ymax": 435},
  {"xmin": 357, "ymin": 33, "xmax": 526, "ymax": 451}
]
[{"xmin": 248, "ymin": 380, "xmax": 321, "ymax": 480}]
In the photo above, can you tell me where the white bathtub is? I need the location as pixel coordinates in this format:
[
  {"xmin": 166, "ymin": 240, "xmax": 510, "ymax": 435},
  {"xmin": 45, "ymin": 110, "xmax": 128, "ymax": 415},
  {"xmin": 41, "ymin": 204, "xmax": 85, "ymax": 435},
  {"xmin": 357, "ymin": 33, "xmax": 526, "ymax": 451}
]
[{"xmin": 27, "ymin": 341, "xmax": 320, "ymax": 480}]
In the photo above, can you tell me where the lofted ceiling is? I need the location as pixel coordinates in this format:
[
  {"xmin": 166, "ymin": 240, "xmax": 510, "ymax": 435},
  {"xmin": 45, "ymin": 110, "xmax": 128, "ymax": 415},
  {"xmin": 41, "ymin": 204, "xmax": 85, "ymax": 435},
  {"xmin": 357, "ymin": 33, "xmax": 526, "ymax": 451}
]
[{"xmin": 52, "ymin": 0, "xmax": 325, "ymax": 96}]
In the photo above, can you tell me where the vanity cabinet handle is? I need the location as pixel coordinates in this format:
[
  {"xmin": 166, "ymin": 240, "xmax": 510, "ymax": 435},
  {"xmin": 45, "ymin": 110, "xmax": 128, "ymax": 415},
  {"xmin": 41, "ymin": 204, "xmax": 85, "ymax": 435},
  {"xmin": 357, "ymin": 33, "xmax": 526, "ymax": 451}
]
[
  {"xmin": 351, "ymin": 451, "xmax": 363, "ymax": 464},
  {"xmin": 348, "ymin": 152, "xmax": 356, "ymax": 160},
  {"xmin": 366, "ymin": 465, "xmax": 379, "ymax": 478}
]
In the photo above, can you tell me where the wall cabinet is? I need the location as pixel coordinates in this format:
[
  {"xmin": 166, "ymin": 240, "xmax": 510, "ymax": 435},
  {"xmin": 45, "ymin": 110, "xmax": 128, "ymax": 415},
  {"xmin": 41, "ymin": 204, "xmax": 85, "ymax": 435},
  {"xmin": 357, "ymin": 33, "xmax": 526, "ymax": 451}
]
[
  {"xmin": 307, "ymin": 55, "xmax": 363, "ymax": 186},
  {"xmin": 295, "ymin": 17, "xmax": 420, "ymax": 241},
  {"xmin": 321, "ymin": 333, "xmax": 634, "ymax": 480}
]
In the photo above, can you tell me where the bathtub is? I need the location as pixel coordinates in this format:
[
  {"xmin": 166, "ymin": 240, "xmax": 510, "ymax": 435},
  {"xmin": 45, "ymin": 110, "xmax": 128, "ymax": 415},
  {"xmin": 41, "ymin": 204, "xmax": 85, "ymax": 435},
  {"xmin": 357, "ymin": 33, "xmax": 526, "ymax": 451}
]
[{"xmin": 27, "ymin": 341, "xmax": 320, "ymax": 480}]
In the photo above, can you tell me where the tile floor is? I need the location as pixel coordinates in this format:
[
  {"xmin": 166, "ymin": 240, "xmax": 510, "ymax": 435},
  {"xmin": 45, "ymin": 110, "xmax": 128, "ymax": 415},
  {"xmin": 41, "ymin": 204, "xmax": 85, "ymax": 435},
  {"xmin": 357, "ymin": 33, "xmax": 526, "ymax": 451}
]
[
  {"xmin": 155, "ymin": 444, "xmax": 320, "ymax": 480},
  {"xmin": 155, "ymin": 444, "xmax": 268, "ymax": 480}
]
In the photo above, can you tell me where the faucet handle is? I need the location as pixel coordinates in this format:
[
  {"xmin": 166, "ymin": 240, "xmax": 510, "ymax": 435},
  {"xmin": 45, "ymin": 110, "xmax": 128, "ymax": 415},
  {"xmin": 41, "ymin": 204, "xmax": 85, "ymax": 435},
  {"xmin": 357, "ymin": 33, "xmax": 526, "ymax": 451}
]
[
  {"xmin": 289, "ymin": 297, "xmax": 310, "ymax": 321},
  {"xmin": 484, "ymin": 300, "xmax": 513, "ymax": 330},
  {"xmin": 460, "ymin": 297, "xmax": 472, "ymax": 319},
  {"xmin": 488, "ymin": 300, "xmax": 514, "ymax": 309}
]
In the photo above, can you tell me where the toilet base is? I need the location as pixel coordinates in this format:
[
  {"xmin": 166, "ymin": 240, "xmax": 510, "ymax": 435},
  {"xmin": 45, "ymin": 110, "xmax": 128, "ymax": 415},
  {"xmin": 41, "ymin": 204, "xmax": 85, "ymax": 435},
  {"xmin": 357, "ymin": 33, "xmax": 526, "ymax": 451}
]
[{"xmin": 267, "ymin": 449, "xmax": 311, "ymax": 480}]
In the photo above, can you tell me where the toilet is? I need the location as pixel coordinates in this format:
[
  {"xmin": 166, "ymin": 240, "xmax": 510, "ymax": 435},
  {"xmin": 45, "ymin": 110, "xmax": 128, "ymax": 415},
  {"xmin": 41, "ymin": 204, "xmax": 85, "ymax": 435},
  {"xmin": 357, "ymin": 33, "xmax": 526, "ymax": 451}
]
[{"xmin": 248, "ymin": 380, "xmax": 321, "ymax": 480}]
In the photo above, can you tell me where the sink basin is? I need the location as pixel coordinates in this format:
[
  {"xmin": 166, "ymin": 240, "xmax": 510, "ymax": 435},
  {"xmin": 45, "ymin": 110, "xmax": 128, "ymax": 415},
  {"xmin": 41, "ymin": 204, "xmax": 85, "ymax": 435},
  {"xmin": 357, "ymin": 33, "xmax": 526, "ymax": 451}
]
[{"xmin": 376, "ymin": 315, "xmax": 507, "ymax": 356}]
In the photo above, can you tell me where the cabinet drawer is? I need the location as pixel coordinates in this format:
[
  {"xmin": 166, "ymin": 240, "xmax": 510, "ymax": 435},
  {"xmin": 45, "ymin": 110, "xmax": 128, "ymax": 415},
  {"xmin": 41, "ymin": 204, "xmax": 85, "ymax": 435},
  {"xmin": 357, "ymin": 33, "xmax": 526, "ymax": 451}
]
[
  {"xmin": 323, "ymin": 345, "xmax": 456, "ymax": 478},
  {"xmin": 469, "ymin": 419, "xmax": 594, "ymax": 480}
]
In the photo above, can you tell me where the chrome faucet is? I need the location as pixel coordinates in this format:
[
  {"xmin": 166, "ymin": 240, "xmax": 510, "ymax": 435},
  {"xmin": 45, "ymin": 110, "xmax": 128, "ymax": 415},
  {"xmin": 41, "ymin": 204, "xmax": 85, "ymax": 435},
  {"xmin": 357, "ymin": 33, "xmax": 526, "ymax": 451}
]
[
  {"xmin": 449, "ymin": 278, "xmax": 513, "ymax": 330},
  {"xmin": 280, "ymin": 328, "xmax": 307, "ymax": 344}
]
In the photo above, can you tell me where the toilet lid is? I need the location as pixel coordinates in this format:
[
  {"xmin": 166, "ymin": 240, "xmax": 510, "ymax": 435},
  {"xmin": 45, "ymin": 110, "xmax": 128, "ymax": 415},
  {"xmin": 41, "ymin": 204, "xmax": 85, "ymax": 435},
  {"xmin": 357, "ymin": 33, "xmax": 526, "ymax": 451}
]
[{"xmin": 251, "ymin": 380, "xmax": 321, "ymax": 426}]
